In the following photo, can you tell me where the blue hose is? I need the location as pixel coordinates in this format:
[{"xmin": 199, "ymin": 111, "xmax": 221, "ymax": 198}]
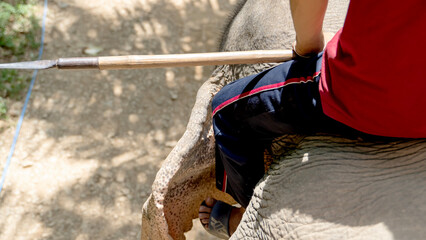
[{"xmin": 0, "ymin": 0, "xmax": 49, "ymax": 196}]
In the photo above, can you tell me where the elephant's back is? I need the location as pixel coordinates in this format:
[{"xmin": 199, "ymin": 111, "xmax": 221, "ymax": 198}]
[{"xmin": 233, "ymin": 135, "xmax": 426, "ymax": 239}]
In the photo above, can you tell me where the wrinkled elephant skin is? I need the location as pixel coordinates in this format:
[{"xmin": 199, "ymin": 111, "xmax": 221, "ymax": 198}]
[{"xmin": 233, "ymin": 136, "xmax": 426, "ymax": 239}]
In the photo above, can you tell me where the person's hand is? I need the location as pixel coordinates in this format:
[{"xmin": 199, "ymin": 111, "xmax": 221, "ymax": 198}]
[
  {"xmin": 292, "ymin": 33, "xmax": 325, "ymax": 58},
  {"xmin": 292, "ymin": 31, "xmax": 336, "ymax": 58}
]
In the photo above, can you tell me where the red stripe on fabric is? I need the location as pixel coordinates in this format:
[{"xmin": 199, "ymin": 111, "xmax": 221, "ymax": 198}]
[
  {"xmin": 212, "ymin": 72, "xmax": 320, "ymax": 116},
  {"xmin": 221, "ymin": 170, "xmax": 227, "ymax": 192}
]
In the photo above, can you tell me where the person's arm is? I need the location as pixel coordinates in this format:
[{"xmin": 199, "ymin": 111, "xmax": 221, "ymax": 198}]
[{"xmin": 290, "ymin": 0, "xmax": 328, "ymax": 57}]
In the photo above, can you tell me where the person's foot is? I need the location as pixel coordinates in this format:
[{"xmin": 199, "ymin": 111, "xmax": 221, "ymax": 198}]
[{"xmin": 198, "ymin": 197, "xmax": 245, "ymax": 236}]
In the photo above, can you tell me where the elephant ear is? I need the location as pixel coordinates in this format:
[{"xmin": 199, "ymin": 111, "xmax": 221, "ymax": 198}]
[
  {"xmin": 141, "ymin": 70, "xmax": 238, "ymax": 240},
  {"xmin": 232, "ymin": 135, "xmax": 426, "ymax": 239}
]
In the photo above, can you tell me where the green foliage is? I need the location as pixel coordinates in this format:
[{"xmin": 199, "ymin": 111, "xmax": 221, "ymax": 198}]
[
  {"xmin": 0, "ymin": 69, "xmax": 29, "ymax": 119},
  {"xmin": 0, "ymin": 0, "xmax": 40, "ymax": 57},
  {"xmin": 0, "ymin": 69, "xmax": 28, "ymax": 99},
  {"xmin": 0, "ymin": 0, "xmax": 39, "ymax": 118},
  {"xmin": 0, "ymin": 97, "xmax": 7, "ymax": 119}
]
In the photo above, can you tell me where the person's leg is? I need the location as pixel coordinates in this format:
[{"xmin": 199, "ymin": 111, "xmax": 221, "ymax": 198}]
[{"xmin": 213, "ymin": 53, "xmax": 324, "ymax": 207}]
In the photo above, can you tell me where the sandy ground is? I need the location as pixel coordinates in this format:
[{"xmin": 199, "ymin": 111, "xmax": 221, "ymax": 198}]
[{"xmin": 0, "ymin": 0, "xmax": 237, "ymax": 239}]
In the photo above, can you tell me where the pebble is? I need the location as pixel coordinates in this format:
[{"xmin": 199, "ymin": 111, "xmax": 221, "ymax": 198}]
[
  {"xmin": 99, "ymin": 170, "xmax": 113, "ymax": 179},
  {"xmin": 107, "ymin": 132, "xmax": 116, "ymax": 139},
  {"xmin": 20, "ymin": 161, "xmax": 34, "ymax": 168},
  {"xmin": 121, "ymin": 188, "xmax": 130, "ymax": 196},
  {"xmin": 82, "ymin": 45, "xmax": 103, "ymax": 55},
  {"xmin": 57, "ymin": 2, "xmax": 69, "ymax": 8},
  {"xmin": 169, "ymin": 91, "xmax": 178, "ymax": 100},
  {"xmin": 165, "ymin": 141, "xmax": 178, "ymax": 148}
]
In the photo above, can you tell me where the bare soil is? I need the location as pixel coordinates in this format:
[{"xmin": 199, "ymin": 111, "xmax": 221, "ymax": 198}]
[{"xmin": 0, "ymin": 0, "xmax": 237, "ymax": 239}]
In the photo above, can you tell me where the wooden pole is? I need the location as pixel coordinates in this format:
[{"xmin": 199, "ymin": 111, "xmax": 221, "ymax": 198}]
[{"xmin": 97, "ymin": 50, "xmax": 293, "ymax": 70}]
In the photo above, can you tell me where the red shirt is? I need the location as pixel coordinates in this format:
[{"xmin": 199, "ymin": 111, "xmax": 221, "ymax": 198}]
[{"xmin": 320, "ymin": 0, "xmax": 426, "ymax": 138}]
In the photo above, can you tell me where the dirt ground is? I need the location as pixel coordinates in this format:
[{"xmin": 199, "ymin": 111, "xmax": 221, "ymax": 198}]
[{"xmin": 0, "ymin": 0, "xmax": 237, "ymax": 239}]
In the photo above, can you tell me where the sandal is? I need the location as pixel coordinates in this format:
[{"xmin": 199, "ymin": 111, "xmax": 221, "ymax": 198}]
[{"xmin": 200, "ymin": 200, "xmax": 233, "ymax": 239}]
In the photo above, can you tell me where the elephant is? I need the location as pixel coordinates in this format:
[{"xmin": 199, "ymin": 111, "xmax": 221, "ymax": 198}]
[{"xmin": 141, "ymin": 0, "xmax": 426, "ymax": 239}]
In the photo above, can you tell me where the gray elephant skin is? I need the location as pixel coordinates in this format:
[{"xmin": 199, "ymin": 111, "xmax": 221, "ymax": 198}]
[{"xmin": 141, "ymin": 0, "xmax": 426, "ymax": 239}]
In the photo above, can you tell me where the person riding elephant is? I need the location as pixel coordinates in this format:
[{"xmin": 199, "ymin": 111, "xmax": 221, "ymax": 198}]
[{"xmin": 199, "ymin": 0, "xmax": 426, "ymax": 238}]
